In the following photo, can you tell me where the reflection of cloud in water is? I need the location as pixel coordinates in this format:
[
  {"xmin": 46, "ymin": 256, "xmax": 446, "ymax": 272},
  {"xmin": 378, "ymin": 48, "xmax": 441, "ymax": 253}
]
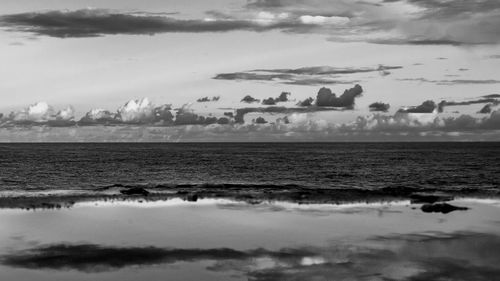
[
  {"xmin": 2, "ymin": 231, "xmax": 500, "ymax": 280},
  {"xmin": 216, "ymin": 200, "xmax": 407, "ymax": 216}
]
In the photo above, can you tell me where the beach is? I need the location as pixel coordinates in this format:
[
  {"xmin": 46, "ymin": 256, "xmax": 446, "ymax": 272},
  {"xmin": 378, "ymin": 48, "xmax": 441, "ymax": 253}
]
[{"xmin": 1, "ymin": 196, "xmax": 500, "ymax": 280}]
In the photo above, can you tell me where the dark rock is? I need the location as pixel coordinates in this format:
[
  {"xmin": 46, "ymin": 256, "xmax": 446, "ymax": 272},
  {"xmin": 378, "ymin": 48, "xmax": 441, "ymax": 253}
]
[
  {"xmin": 120, "ymin": 187, "xmax": 149, "ymax": 196},
  {"xmin": 186, "ymin": 193, "xmax": 198, "ymax": 202},
  {"xmin": 410, "ymin": 193, "xmax": 454, "ymax": 204},
  {"xmin": 421, "ymin": 203, "xmax": 468, "ymax": 214}
]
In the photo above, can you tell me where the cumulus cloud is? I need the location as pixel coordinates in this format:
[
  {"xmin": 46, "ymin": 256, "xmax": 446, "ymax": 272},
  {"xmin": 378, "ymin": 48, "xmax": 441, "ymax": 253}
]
[
  {"xmin": 197, "ymin": 96, "xmax": 220, "ymax": 102},
  {"xmin": 8, "ymin": 102, "xmax": 54, "ymax": 122},
  {"xmin": 479, "ymin": 104, "xmax": 493, "ymax": 114},
  {"xmin": 3, "ymin": 109, "xmax": 500, "ymax": 141},
  {"xmin": 254, "ymin": 116, "xmax": 268, "ymax": 124},
  {"xmin": 117, "ymin": 98, "xmax": 155, "ymax": 123},
  {"xmin": 369, "ymin": 102, "xmax": 390, "ymax": 112},
  {"xmin": 398, "ymin": 100, "xmax": 437, "ymax": 114},
  {"xmin": 174, "ymin": 105, "xmax": 226, "ymax": 126},
  {"xmin": 315, "ymin": 84, "xmax": 363, "ymax": 108},
  {"xmin": 297, "ymin": 97, "xmax": 314, "ymax": 107},
  {"xmin": 345, "ymin": 109, "xmax": 500, "ymax": 133},
  {"xmin": 262, "ymin": 92, "xmax": 291, "ymax": 105},
  {"xmin": 241, "ymin": 95, "xmax": 260, "ymax": 103},
  {"xmin": 79, "ymin": 99, "xmax": 174, "ymax": 125},
  {"xmin": 55, "ymin": 106, "xmax": 75, "ymax": 121},
  {"xmin": 78, "ymin": 109, "xmax": 118, "ymax": 125}
]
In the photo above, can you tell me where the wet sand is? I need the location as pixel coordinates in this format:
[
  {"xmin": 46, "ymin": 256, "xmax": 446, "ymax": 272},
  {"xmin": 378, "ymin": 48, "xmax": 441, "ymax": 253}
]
[{"xmin": 0, "ymin": 198, "xmax": 499, "ymax": 280}]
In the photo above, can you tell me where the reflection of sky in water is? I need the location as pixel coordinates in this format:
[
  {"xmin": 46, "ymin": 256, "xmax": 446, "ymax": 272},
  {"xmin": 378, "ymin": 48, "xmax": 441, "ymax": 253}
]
[{"xmin": 0, "ymin": 199, "xmax": 499, "ymax": 281}]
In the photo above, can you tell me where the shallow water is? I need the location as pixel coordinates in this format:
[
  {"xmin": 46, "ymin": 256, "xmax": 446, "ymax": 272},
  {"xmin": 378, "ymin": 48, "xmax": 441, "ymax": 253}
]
[{"xmin": 1, "ymin": 199, "xmax": 499, "ymax": 280}]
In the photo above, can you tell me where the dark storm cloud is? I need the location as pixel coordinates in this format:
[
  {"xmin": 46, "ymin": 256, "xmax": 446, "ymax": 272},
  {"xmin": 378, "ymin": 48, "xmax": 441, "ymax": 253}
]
[
  {"xmin": 0, "ymin": 243, "xmax": 316, "ymax": 272},
  {"xmin": 0, "ymin": 9, "xmax": 320, "ymax": 38},
  {"xmin": 369, "ymin": 102, "xmax": 390, "ymax": 112}
]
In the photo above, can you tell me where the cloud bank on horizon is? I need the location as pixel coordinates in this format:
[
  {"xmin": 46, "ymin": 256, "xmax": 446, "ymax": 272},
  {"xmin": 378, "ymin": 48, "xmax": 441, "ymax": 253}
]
[{"xmin": 1, "ymin": 83, "xmax": 500, "ymax": 141}]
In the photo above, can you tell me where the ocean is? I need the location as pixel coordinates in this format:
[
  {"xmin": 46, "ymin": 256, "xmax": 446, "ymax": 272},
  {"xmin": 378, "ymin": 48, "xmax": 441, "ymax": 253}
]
[{"xmin": 0, "ymin": 142, "xmax": 498, "ymax": 194}]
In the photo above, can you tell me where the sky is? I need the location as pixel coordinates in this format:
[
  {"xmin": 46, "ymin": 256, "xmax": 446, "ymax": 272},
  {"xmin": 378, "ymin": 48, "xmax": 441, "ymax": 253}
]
[{"xmin": 0, "ymin": 0, "xmax": 499, "ymax": 141}]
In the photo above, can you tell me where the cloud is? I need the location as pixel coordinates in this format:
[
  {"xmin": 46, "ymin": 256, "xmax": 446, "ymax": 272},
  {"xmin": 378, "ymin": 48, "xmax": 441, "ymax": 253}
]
[
  {"xmin": 9, "ymin": 102, "xmax": 54, "ymax": 122},
  {"xmin": 0, "ymin": 102, "xmax": 78, "ymax": 127},
  {"xmin": 117, "ymin": 98, "xmax": 155, "ymax": 123},
  {"xmin": 369, "ymin": 102, "xmax": 390, "ymax": 112},
  {"xmin": 0, "ymin": 8, "xmax": 341, "ymax": 38},
  {"xmin": 3, "ymin": 109, "xmax": 500, "ymax": 141},
  {"xmin": 344, "ymin": 109, "xmax": 500, "ymax": 133},
  {"xmin": 254, "ymin": 65, "xmax": 402, "ymax": 75},
  {"xmin": 247, "ymin": 0, "xmax": 500, "ymax": 45},
  {"xmin": 315, "ymin": 84, "xmax": 363, "ymax": 108},
  {"xmin": 298, "ymin": 15, "xmax": 349, "ymax": 25},
  {"xmin": 479, "ymin": 104, "xmax": 493, "ymax": 114},
  {"xmin": 438, "ymin": 97, "xmax": 500, "ymax": 112},
  {"xmin": 197, "ymin": 96, "xmax": 220, "ymax": 102},
  {"xmin": 262, "ymin": 92, "xmax": 291, "ymax": 105},
  {"xmin": 399, "ymin": 78, "xmax": 500, "ymax": 85},
  {"xmin": 79, "ymin": 99, "xmax": 174, "ymax": 125},
  {"xmin": 55, "ymin": 106, "xmax": 75, "ymax": 121},
  {"xmin": 215, "ymin": 65, "xmax": 400, "ymax": 85},
  {"xmin": 233, "ymin": 106, "xmax": 343, "ymax": 123},
  {"xmin": 254, "ymin": 116, "xmax": 268, "ymax": 124},
  {"xmin": 483, "ymin": 94, "xmax": 500, "ymax": 98},
  {"xmin": 2, "ymin": 1, "xmax": 499, "ymax": 45},
  {"xmin": 398, "ymin": 100, "xmax": 437, "ymax": 113},
  {"xmin": 174, "ymin": 105, "xmax": 226, "ymax": 126},
  {"xmin": 78, "ymin": 109, "xmax": 118, "ymax": 125},
  {"xmin": 241, "ymin": 95, "xmax": 261, "ymax": 103},
  {"xmin": 297, "ymin": 97, "xmax": 314, "ymax": 107}
]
